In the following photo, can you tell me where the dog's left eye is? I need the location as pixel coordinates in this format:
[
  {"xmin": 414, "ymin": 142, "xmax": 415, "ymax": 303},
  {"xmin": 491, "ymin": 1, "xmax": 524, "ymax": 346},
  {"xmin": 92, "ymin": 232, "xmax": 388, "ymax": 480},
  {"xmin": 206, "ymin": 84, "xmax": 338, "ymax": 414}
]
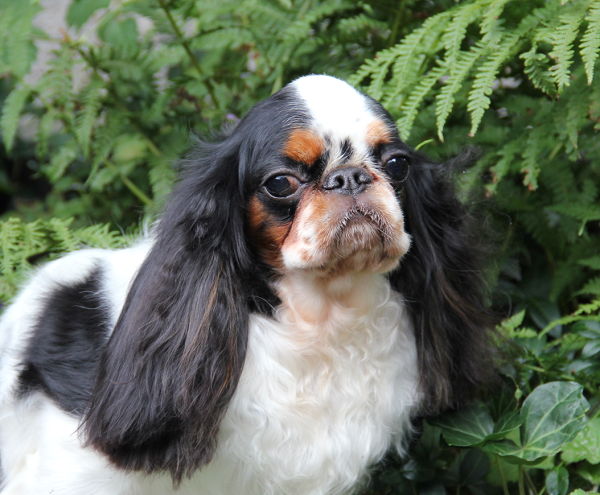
[
  {"xmin": 384, "ymin": 156, "xmax": 410, "ymax": 182},
  {"xmin": 264, "ymin": 175, "xmax": 301, "ymax": 198}
]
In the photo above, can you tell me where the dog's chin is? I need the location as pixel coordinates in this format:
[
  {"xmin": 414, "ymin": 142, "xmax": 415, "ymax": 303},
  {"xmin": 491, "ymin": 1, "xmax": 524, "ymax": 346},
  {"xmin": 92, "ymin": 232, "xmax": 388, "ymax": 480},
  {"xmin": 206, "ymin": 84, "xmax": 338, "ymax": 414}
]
[{"xmin": 282, "ymin": 211, "xmax": 411, "ymax": 277}]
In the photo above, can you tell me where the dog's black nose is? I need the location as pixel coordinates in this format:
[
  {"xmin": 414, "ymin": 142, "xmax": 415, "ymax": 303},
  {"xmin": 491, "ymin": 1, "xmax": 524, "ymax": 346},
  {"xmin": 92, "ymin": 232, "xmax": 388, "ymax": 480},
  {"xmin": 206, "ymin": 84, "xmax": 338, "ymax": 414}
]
[{"xmin": 322, "ymin": 167, "xmax": 373, "ymax": 195}]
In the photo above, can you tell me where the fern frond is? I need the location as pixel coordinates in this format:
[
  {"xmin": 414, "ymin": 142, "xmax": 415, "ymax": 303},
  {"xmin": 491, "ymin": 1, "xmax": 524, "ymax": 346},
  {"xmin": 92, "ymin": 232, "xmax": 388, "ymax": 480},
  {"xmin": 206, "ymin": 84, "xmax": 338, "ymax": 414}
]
[
  {"xmin": 436, "ymin": 48, "xmax": 482, "ymax": 142},
  {"xmin": 367, "ymin": 49, "xmax": 397, "ymax": 101},
  {"xmin": 480, "ymin": 0, "xmax": 511, "ymax": 44},
  {"xmin": 488, "ymin": 139, "xmax": 522, "ymax": 191},
  {"xmin": 468, "ymin": 33, "xmax": 519, "ymax": 136},
  {"xmin": 521, "ymin": 126, "xmax": 544, "ymax": 190},
  {"xmin": 46, "ymin": 218, "xmax": 78, "ymax": 253},
  {"xmin": 580, "ymin": 0, "xmax": 600, "ymax": 84},
  {"xmin": 1, "ymin": 85, "xmax": 30, "ymax": 152},
  {"xmin": 349, "ymin": 57, "xmax": 382, "ymax": 87},
  {"xmin": 195, "ymin": 27, "xmax": 253, "ymax": 50},
  {"xmin": 44, "ymin": 141, "xmax": 79, "ymax": 182},
  {"xmin": 550, "ymin": 202, "xmax": 600, "ymax": 221},
  {"xmin": 337, "ymin": 13, "xmax": 387, "ymax": 36},
  {"xmin": 382, "ymin": 12, "xmax": 452, "ymax": 106},
  {"xmin": 149, "ymin": 156, "xmax": 176, "ymax": 203},
  {"xmin": 396, "ymin": 66, "xmax": 444, "ymax": 140},
  {"xmin": 578, "ymin": 276, "xmax": 600, "ymax": 295},
  {"xmin": 75, "ymin": 75, "xmax": 105, "ymax": 158},
  {"xmin": 73, "ymin": 223, "xmax": 128, "ymax": 249},
  {"xmin": 580, "ymin": 256, "xmax": 600, "ymax": 270},
  {"xmin": 497, "ymin": 309, "xmax": 526, "ymax": 336},
  {"xmin": 442, "ymin": 0, "xmax": 486, "ymax": 69},
  {"xmin": 521, "ymin": 48, "xmax": 557, "ymax": 96},
  {"xmin": 549, "ymin": 5, "xmax": 588, "ymax": 92}
]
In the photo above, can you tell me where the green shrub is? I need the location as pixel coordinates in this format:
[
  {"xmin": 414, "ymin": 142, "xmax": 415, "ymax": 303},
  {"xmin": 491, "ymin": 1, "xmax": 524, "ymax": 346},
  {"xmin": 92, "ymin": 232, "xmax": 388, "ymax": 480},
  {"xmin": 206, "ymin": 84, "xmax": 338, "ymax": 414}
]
[{"xmin": 1, "ymin": 0, "xmax": 600, "ymax": 493}]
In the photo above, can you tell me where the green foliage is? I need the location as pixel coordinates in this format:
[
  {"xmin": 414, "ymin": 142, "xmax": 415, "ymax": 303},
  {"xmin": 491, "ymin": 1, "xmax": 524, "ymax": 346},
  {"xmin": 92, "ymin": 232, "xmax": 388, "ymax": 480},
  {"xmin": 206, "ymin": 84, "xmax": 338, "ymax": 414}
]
[
  {"xmin": 1, "ymin": 0, "xmax": 600, "ymax": 493},
  {"xmin": 0, "ymin": 217, "xmax": 127, "ymax": 301}
]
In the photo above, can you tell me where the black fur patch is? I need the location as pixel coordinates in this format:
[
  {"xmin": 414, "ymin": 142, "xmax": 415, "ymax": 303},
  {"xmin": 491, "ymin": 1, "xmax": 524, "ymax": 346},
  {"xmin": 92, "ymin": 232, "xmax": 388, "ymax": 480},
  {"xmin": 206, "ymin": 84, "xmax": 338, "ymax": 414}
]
[{"xmin": 17, "ymin": 266, "xmax": 108, "ymax": 415}]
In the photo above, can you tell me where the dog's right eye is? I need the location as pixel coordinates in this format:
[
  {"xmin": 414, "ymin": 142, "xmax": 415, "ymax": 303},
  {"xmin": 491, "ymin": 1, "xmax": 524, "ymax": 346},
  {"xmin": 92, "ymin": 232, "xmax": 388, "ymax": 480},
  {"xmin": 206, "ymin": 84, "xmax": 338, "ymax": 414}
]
[{"xmin": 264, "ymin": 175, "xmax": 301, "ymax": 198}]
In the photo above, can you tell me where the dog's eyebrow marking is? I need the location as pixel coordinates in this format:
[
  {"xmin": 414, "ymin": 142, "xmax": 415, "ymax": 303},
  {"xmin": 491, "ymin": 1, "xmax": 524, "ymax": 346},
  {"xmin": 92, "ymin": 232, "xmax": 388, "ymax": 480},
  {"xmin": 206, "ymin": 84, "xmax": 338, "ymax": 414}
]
[
  {"xmin": 365, "ymin": 120, "xmax": 393, "ymax": 148},
  {"xmin": 284, "ymin": 129, "xmax": 324, "ymax": 166}
]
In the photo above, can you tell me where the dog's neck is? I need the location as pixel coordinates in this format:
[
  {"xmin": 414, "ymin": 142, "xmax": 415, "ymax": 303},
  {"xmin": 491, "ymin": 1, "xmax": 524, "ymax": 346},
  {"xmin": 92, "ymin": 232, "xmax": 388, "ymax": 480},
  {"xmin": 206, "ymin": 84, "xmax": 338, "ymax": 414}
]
[{"xmin": 274, "ymin": 270, "xmax": 394, "ymax": 349}]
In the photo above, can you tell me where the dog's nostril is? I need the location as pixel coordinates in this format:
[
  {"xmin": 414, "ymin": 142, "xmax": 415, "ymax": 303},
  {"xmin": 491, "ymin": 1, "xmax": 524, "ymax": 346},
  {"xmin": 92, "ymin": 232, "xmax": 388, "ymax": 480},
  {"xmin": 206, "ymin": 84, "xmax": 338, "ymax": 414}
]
[{"xmin": 323, "ymin": 167, "xmax": 373, "ymax": 195}]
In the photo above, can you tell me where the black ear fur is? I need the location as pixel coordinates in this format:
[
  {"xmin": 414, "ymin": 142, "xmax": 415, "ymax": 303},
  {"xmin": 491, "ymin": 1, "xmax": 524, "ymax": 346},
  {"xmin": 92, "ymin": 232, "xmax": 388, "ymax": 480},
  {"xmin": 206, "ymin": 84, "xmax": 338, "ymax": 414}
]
[
  {"xmin": 389, "ymin": 150, "xmax": 493, "ymax": 415},
  {"xmin": 82, "ymin": 138, "xmax": 272, "ymax": 482}
]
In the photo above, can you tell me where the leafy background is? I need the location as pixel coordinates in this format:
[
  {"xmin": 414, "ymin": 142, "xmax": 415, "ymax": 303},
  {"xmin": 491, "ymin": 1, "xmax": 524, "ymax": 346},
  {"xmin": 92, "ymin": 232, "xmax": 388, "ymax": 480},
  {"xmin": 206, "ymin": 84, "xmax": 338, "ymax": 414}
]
[{"xmin": 1, "ymin": 0, "xmax": 600, "ymax": 493}]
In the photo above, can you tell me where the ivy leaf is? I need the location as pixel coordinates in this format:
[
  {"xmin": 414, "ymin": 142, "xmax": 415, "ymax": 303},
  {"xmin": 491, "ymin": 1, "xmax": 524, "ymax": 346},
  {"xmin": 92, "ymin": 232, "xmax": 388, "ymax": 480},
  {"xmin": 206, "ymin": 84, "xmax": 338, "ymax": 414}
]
[
  {"xmin": 562, "ymin": 418, "xmax": 600, "ymax": 464},
  {"xmin": 485, "ymin": 382, "xmax": 589, "ymax": 463},
  {"xmin": 521, "ymin": 382, "xmax": 589, "ymax": 455},
  {"xmin": 487, "ymin": 411, "xmax": 523, "ymax": 441},
  {"xmin": 458, "ymin": 448, "xmax": 490, "ymax": 486},
  {"xmin": 429, "ymin": 402, "xmax": 493, "ymax": 447},
  {"xmin": 546, "ymin": 465, "xmax": 569, "ymax": 495}
]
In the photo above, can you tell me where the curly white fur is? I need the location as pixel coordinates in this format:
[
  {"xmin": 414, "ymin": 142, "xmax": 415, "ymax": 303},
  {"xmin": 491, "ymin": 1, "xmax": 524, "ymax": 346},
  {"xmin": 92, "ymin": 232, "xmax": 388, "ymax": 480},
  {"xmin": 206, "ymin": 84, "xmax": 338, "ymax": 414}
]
[{"xmin": 0, "ymin": 245, "xmax": 419, "ymax": 495}]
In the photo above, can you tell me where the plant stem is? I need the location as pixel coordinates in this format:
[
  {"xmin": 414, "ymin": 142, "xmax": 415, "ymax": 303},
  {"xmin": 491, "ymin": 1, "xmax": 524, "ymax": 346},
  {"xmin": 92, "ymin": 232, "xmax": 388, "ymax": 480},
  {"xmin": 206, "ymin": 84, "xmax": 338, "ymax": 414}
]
[
  {"xmin": 495, "ymin": 456, "xmax": 510, "ymax": 495},
  {"xmin": 105, "ymin": 159, "xmax": 153, "ymax": 206},
  {"xmin": 388, "ymin": 0, "xmax": 409, "ymax": 46},
  {"xmin": 518, "ymin": 465, "xmax": 525, "ymax": 495},
  {"xmin": 156, "ymin": 0, "xmax": 220, "ymax": 110},
  {"xmin": 524, "ymin": 468, "xmax": 539, "ymax": 495},
  {"xmin": 270, "ymin": 0, "xmax": 312, "ymax": 94}
]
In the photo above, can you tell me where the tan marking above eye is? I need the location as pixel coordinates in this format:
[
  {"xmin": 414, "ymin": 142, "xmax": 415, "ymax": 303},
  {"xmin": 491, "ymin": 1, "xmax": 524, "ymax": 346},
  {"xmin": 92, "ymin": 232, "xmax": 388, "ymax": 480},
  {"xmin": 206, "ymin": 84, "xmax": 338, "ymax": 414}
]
[
  {"xmin": 284, "ymin": 129, "xmax": 324, "ymax": 166},
  {"xmin": 365, "ymin": 120, "xmax": 393, "ymax": 148}
]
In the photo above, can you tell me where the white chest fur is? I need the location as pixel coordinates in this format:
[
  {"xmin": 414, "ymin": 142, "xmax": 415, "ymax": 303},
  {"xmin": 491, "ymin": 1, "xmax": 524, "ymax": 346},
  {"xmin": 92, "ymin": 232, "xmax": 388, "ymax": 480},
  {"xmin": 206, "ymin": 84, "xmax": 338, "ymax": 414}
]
[{"xmin": 212, "ymin": 272, "xmax": 420, "ymax": 495}]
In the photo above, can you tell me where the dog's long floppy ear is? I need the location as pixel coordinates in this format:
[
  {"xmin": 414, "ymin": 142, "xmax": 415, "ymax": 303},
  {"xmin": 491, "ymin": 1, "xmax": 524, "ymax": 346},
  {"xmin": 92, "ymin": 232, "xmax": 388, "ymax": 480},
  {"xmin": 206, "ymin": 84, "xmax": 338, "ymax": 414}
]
[
  {"xmin": 83, "ymin": 137, "xmax": 266, "ymax": 482},
  {"xmin": 389, "ymin": 150, "xmax": 493, "ymax": 415}
]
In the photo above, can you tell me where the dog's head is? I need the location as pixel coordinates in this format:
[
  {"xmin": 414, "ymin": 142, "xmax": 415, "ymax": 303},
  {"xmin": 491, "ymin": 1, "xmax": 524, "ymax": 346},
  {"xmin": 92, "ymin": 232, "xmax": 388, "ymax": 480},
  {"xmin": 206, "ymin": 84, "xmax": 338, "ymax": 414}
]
[
  {"xmin": 83, "ymin": 75, "xmax": 492, "ymax": 481},
  {"xmin": 244, "ymin": 75, "xmax": 410, "ymax": 277}
]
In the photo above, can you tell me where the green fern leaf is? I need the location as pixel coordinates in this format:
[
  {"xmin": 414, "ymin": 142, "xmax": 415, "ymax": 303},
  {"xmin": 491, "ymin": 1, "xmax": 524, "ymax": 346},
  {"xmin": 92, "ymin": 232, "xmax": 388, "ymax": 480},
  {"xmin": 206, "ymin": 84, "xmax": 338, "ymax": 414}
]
[
  {"xmin": 73, "ymin": 223, "xmax": 128, "ymax": 249},
  {"xmin": 521, "ymin": 48, "xmax": 557, "ymax": 96},
  {"xmin": 1, "ymin": 85, "xmax": 30, "ymax": 152},
  {"xmin": 550, "ymin": 203, "xmax": 600, "ymax": 221},
  {"xmin": 442, "ymin": 1, "xmax": 486, "ymax": 68},
  {"xmin": 75, "ymin": 75, "xmax": 105, "ymax": 158},
  {"xmin": 149, "ymin": 156, "xmax": 177, "ymax": 203},
  {"xmin": 338, "ymin": 14, "xmax": 387, "ymax": 36},
  {"xmin": 367, "ymin": 49, "xmax": 397, "ymax": 101},
  {"xmin": 578, "ymin": 277, "xmax": 600, "ymax": 296},
  {"xmin": 382, "ymin": 12, "xmax": 451, "ymax": 107},
  {"xmin": 348, "ymin": 58, "xmax": 381, "ymax": 87},
  {"xmin": 396, "ymin": 66, "xmax": 444, "ymax": 140},
  {"xmin": 45, "ymin": 141, "xmax": 79, "ymax": 182},
  {"xmin": 580, "ymin": 256, "xmax": 600, "ymax": 270},
  {"xmin": 580, "ymin": 0, "xmax": 600, "ymax": 84},
  {"xmin": 436, "ymin": 48, "xmax": 481, "ymax": 142},
  {"xmin": 468, "ymin": 33, "xmax": 519, "ymax": 136},
  {"xmin": 480, "ymin": 0, "xmax": 511, "ymax": 44},
  {"xmin": 46, "ymin": 218, "xmax": 79, "ymax": 253},
  {"xmin": 549, "ymin": 5, "xmax": 588, "ymax": 92},
  {"xmin": 521, "ymin": 126, "xmax": 544, "ymax": 190}
]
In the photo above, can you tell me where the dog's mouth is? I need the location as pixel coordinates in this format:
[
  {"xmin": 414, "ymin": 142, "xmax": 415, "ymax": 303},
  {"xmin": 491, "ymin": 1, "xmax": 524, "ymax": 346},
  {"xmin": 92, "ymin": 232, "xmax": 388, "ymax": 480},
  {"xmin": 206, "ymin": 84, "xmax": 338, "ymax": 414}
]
[
  {"xmin": 279, "ymin": 184, "xmax": 411, "ymax": 275},
  {"xmin": 313, "ymin": 201, "xmax": 409, "ymax": 275},
  {"xmin": 329, "ymin": 205, "xmax": 389, "ymax": 249}
]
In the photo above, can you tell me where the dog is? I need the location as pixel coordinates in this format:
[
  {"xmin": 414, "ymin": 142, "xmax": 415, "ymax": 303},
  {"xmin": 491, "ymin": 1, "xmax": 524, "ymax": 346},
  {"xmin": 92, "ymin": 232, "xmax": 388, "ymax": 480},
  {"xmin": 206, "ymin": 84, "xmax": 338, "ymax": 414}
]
[{"xmin": 0, "ymin": 74, "xmax": 491, "ymax": 495}]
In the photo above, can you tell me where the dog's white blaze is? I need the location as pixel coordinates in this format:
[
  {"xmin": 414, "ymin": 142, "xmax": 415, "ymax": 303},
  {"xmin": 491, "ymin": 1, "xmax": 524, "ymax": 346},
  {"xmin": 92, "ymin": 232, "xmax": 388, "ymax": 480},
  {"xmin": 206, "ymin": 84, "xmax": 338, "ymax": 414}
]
[{"xmin": 292, "ymin": 75, "xmax": 376, "ymax": 158}]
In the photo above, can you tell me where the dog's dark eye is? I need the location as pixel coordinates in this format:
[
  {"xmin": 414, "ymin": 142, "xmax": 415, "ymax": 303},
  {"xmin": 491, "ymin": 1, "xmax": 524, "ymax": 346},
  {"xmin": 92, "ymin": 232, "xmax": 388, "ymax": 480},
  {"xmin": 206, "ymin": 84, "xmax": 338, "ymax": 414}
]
[
  {"xmin": 264, "ymin": 175, "xmax": 301, "ymax": 198},
  {"xmin": 384, "ymin": 156, "xmax": 410, "ymax": 182}
]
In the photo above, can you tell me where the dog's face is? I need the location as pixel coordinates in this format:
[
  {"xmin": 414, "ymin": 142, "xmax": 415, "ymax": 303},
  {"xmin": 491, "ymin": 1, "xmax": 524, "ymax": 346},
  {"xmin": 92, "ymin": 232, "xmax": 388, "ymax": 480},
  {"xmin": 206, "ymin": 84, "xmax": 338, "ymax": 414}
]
[{"xmin": 245, "ymin": 75, "xmax": 411, "ymax": 277}]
